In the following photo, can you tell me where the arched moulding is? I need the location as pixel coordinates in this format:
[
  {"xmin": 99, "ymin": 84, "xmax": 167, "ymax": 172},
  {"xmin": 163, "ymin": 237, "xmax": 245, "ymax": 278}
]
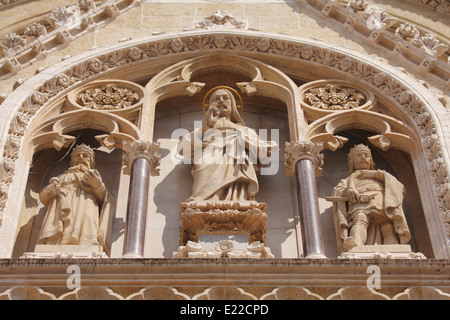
[
  {"xmin": 66, "ymin": 79, "xmax": 144, "ymax": 121},
  {"xmin": 305, "ymin": 108, "xmax": 415, "ymax": 153},
  {"xmin": 0, "ymin": 30, "xmax": 447, "ymax": 257},
  {"xmin": 299, "ymin": 79, "xmax": 376, "ymax": 122},
  {"xmin": 28, "ymin": 109, "xmax": 140, "ymax": 158},
  {"xmin": 145, "ymin": 53, "xmax": 301, "ymax": 141}
]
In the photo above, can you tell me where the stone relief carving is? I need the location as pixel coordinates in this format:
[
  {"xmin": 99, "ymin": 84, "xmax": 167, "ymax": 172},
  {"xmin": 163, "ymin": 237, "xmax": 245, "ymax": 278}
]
[
  {"xmin": 176, "ymin": 86, "xmax": 276, "ymax": 252},
  {"xmin": 0, "ymin": 32, "xmax": 26, "ymax": 57},
  {"xmin": 0, "ymin": 32, "xmax": 447, "ymax": 252},
  {"xmin": 0, "ymin": 0, "xmax": 138, "ymax": 76},
  {"xmin": 179, "ymin": 87, "xmax": 275, "ymax": 203},
  {"xmin": 173, "ymin": 239, "xmax": 274, "ymax": 259},
  {"xmin": 299, "ymin": 80, "xmax": 375, "ymax": 122},
  {"xmin": 77, "ymin": 83, "xmax": 140, "ymax": 110},
  {"xmin": 122, "ymin": 140, "xmax": 161, "ymax": 176},
  {"xmin": 284, "ymin": 141, "xmax": 325, "ymax": 177},
  {"xmin": 306, "ymin": 0, "xmax": 449, "ymax": 86},
  {"xmin": 328, "ymin": 144, "xmax": 412, "ymax": 253},
  {"xmin": 194, "ymin": 10, "xmax": 247, "ymax": 30},
  {"xmin": 177, "ymin": 201, "xmax": 268, "ymax": 247},
  {"xmin": 395, "ymin": 23, "xmax": 420, "ymax": 43},
  {"xmin": 37, "ymin": 144, "xmax": 115, "ymax": 255},
  {"xmin": 2, "ymin": 284, "xmax": 449, "ymax": 300},
  {"xmin": 303, "ymin": 83, "xmax": 366, "ymax": 111},
  {"xmin": 412, "ymin": 33, "xmax": 449, "ymax": 58}
]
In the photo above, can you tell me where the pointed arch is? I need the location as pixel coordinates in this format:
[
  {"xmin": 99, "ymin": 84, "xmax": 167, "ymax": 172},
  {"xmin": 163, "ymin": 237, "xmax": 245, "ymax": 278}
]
[{"xmin": 0, "ymin": 29, "xmax": 447, "ymax": 258}]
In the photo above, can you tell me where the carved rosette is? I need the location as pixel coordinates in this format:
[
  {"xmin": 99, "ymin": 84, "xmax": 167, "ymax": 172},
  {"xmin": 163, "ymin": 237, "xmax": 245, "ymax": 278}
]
[
  {"xmin": 284, "ymin": 141, "xmax": 324, "ymax": 177},
  {"xmin": 299, "ymin": 80, "xmax": 375, "ymax": 121},
  {"xmin": 178, "ymin": 201, "xmax": 268, "ymax": 246},
  {"xmin": 122, "ymin": 140, "xmax": 161, "ymax": 176},
  {"xmin": 66, "ymin": 79, "xmax": 144, "ymax": 117}
]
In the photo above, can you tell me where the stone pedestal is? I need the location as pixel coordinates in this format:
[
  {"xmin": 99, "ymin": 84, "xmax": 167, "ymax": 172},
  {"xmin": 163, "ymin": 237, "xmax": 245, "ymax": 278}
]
[
  {"xmin": 178, "ymin": 201, "xmax": 267, "ymax": 246},
  {"xmin": 338, "ymin": 245, "xmax": 426, "ymax": 259},
  {"xmin": 21, "ymin": 245, "xmax": 108, "ymax": 259}
]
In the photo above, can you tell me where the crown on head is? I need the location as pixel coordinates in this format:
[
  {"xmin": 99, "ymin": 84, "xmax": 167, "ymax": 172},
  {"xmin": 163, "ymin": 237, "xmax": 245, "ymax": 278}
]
[
  {"xmin": 349, "ymin": 144, "xmax": 371, "ymax": 155},
  {"xmin": 347, "ymin": 143, "xmax": 374, "ymax": 172},
  {"xmin": 72, "ymin": 144, "xmax": 94, "ymax": 157}
]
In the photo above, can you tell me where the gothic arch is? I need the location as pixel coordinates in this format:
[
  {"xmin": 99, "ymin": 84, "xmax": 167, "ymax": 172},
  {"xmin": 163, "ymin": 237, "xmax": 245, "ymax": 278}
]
[{"xmin": 0, "ymin": 30, "xmax": 448, "ymax": 258}]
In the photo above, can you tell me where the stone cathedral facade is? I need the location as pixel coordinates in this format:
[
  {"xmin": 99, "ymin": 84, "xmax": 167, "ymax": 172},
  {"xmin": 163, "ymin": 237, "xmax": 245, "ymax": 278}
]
[{"xmin": 0, "ymin": 0, "xmax": 449, "ymax": 300}]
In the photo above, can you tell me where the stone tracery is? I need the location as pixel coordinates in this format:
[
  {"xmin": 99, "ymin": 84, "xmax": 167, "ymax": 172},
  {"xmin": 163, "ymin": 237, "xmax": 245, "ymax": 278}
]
[{"xmin": 0, "ymin": 30, "xmax": 447, "ymax": 260}]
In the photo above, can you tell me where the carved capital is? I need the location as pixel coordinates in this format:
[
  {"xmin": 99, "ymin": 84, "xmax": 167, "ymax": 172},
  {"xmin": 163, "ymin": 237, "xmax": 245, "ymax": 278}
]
[
  {"xmin": 284, "ymin": 141, "xmax": 324, "ymax": 177},
  {"xmin": 122, "ymin": 140, "xmax": 160, "ymax": 176}
]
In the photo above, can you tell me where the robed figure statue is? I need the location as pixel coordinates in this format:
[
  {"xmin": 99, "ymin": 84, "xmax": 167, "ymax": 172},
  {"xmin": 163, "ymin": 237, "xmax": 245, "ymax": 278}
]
[
  {"xmin": 178, "ymin": 86, "xmax": 275, "ymax": 202},
  {"xmin": 37, "ymin": 144, "xmax": 115, "ymax": 254},
  {"xmin": 330, "ymin": 144, "xmax": 411, "ymax": 250}
]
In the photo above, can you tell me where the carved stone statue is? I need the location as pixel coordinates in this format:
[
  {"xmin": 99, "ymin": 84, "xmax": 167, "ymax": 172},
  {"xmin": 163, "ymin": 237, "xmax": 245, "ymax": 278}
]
[
  {"xmin": 37, "ymin": 144, "xmax": 115, "ymax": 253},
  {"xmin": 176, "ymin": 87, "xmax": 275, "ymax": 251},
  {"xmin": 329, "ymin": 144, "xmax": 411, "ymax": 250},
  {"xmin": 180, "ymin": 87, "xmax": 274, "ymax": 202}
]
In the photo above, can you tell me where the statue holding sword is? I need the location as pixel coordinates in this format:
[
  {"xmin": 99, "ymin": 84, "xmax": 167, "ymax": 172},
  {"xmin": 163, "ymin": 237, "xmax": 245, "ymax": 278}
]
[{"xmin": 327, "ymin": 144, "xmax": 411, "ymax": 250}]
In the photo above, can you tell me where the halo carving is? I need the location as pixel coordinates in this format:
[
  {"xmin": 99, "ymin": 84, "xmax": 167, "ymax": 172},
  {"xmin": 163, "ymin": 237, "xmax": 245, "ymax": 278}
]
[{"xmin": 202, "ymin": 85, "xmax": 244, "ymax": 116}]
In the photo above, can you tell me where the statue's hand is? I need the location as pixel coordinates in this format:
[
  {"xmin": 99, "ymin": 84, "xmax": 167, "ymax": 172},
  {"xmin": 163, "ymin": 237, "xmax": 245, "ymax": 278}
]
[
  {"xmin": 206, "ymin": 106, "xmax": 219, "ymax": 127},
  {"xmin": 46, "ymin": 177, "xmax": 61, "ymax": 196},
  {"xmin": 82, "ymin": 169, "xmax": 103, "ymax": 190},
  {"xmin": 355, "ymin": 170, "xmax": 384, "ymax": 181},
  {"xmin": 344, "ymin": 188, "xmax": 360, "ymax": 203}
]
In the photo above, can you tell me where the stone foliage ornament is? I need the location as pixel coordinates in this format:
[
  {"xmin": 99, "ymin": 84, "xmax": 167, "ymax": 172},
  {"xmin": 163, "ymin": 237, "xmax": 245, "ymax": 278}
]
[
  {"xmin": 173, "ymin": 240, "xmax": 274, "ymax": 258},
  {"xmin": 304, "ymin": 83, "xmax": 366, "ymax": 110},
  {"xmin": 178, "ymin": 201, "xmax": 268, "ymax": 246},
  {"xmin": 67, "ymin": 79, "xmax": 144, "ymax": 114},
  {"xmin": 299, "ymin": 80, "xmax": 375, "ymax": 121},
  {"xmin": 77, "ymin": 83, "xmax": 140, "ymax": 110},
  {"xmin": 194, "ymin": 10, "xmax": 247, "ymax": 30}
]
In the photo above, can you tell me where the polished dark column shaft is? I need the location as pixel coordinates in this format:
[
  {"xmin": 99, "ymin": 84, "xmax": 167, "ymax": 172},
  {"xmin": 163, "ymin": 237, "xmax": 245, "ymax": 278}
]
[
  {"xmin": 296, "ymin": 159, "xmax": 326, "ymax": 258},
  {"xmin": 123, "ymin": 158, "xmax": 150, "ymax": 258}
]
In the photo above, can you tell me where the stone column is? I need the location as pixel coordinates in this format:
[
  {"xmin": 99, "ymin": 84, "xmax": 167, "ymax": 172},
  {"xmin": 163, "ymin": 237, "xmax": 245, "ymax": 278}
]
[
  {"xmin": 122, "ymin": 140, "xmax": 160, "ymax": 258},
  {"xmin": 285, "ymin": 141, "xmax": 326, "ymax": 259}
]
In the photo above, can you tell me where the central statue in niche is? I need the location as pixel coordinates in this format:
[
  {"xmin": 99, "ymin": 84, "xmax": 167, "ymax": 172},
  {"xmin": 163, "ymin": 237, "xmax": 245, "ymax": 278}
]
[
  {"xmin": 183, "ymin": 86, "xmax": 273, "ymax": 203},
  {"xmin": 175, "ymin": 86, "xmax": 275, "ymax": 257}
]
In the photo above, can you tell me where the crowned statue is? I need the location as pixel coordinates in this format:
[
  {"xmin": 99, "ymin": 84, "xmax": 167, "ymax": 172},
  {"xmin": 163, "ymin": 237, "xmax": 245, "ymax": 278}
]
[
  {"xmin": 37, "ymin": 144, "xmax": 115, "ymax": 254},
  {"xmin": 329, "ymin": 144, "xmax": 411, "ymax": 252}
]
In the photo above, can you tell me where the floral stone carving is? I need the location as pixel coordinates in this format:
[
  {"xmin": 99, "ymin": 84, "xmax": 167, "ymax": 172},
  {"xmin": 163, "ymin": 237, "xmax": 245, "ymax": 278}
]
[
  {"xmin": 66, "ymin": 79, "xmax": 144, "ymax": 115},
  {"xmin": 77, "ymin": 83, "xmax": 140, "ymax": 110},
  {"xmin": 299, "ymin": 80, "xmax": 375, "ymax": 121},
  {"xmin": 173, "ymin": 240, "xmax": 274, "ymax": 259},
  {"xmin": 178, "ymin": 201, "xmax": 268, "ymax": 247}
]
